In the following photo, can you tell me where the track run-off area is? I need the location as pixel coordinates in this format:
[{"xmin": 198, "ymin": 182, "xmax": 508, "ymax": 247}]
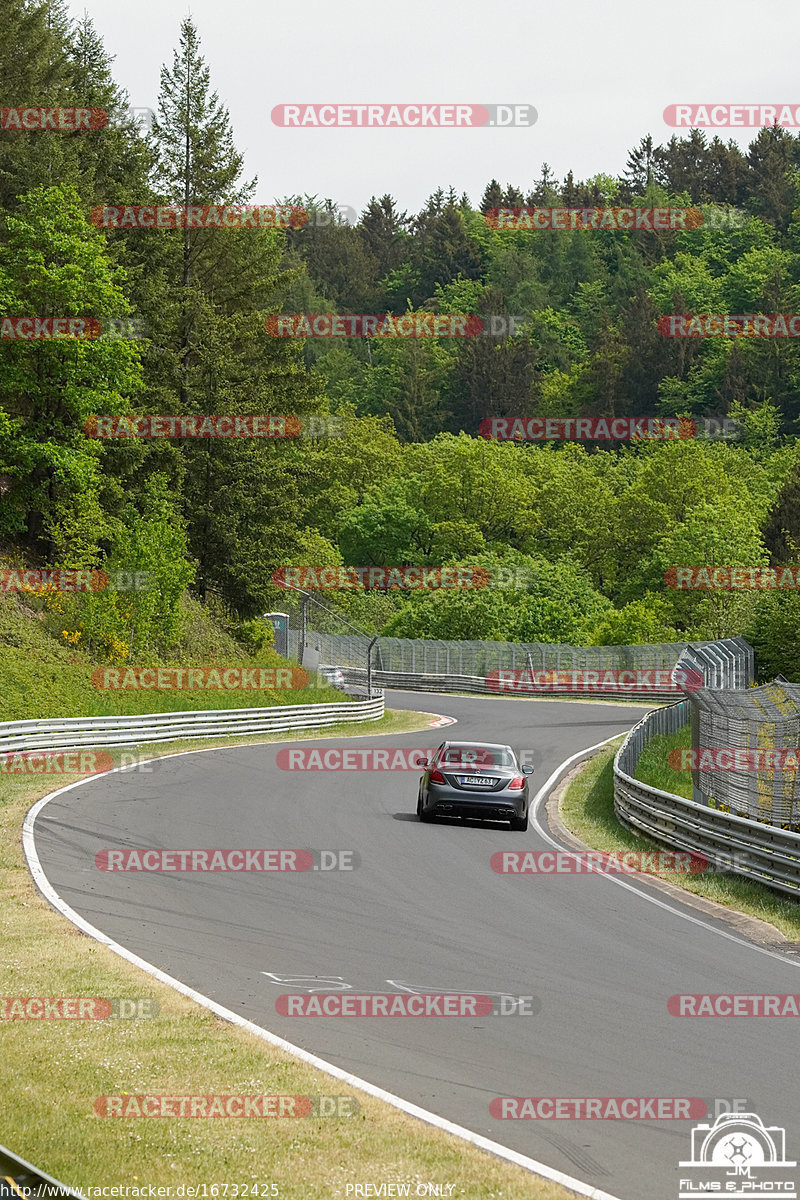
[{"xmin": 28, "ymin": 691, "xmax": 800, "ymax": 1200}]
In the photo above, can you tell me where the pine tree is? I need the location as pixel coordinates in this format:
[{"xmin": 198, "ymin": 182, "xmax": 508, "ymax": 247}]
[
  {"xmin": 66, "ymin": 15, "xmax": 154, "ymax": 207},
  {"xmin": 503, "ymin": 185, "xmax": 525, "ymax": 207},
  {"xmin": 746, "ymin": 127, "xmax": 797, "ymax": 228},
  {"xmin": 358, "ymin": 195, "xmax": 409, "ymax": 280},
  {"xmin": 148, "ymin": 15, "xmax": 255, "ymax": 394},
  {"xmin": 141, "ymin": 17, "xmax": 326, "ymax": 608},
  {"xmin": 706, "ymin": 136, "xmax": 748, "ymax": 206},
  {"xmin": 561, "ymin": 170, "xmax": 579, "ymax": 206},
  {"xmin": 529, "ymin": 163, "xmax": 558, "ymax": 205},
  {"xmin": 655, "ymin": 130, "xmax": 709, "ymax": 200},
  {"xmin": 480, "ymin": 180, "xmax": 503, "ymax": 213},
  {"xmin": 0, "ymin": 0, "xmax": 74, "ymax": 209},
  {"xmin": 622, "ymin": 135, "xmax": 658, "ymax": 197},
  {"xmin": 411, "ymin": 203, "xmax": 483, "ymax": 303}
]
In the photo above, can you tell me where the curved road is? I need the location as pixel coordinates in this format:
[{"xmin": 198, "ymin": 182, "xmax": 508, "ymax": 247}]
[{"xmin": 32, "ymin": 692, "xmax": 800, "ymax": 1199}]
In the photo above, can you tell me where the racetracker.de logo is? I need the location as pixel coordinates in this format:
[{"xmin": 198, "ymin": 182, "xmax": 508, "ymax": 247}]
[
  {"xmin": 0, "ymin": 568, "xmax": 108, "ymax": 593},
  {"xmin": 0, "ymin": 317, "xmax": 102, "ymax": 339},
  {"xmin": 94, "ymin": 1095, "xmax": 359, "ymax": 1117},
  {"xmin": 487, "ymin": 668, "xmax": 704, "ymax": 693},
  {"xmin": 479, "ymin": 417, "xmax": 695, "ymax": 441},
  {"xmin": 664, "ymin": 103, "xmax": 800, "ymax": 127},
  {"xmin": 1, "ymin": 107, "xmax": 107, "ymax": 130},
  {"xmin": 485, "ymin": 207, "xmax": 702, "ymax": 231},
  {"xmin": 265, "ymin": 314, "xmax": 484, "ymax": 337},
  {"xmin": 491, "ymin": 1097, "xmax": 704, "ymax": 1119},
  {"xmin": 659, "ymin": 314, "xmax": 800, "ymax": 337},
  {"xmin": 271, "ymin": 104, "xmax": 536, "ymax": 127},
  {"xmin": 669, "ymin": 748, "xmax": 800, "ymax": 771},
  {"xmin": 85, "ymin": 415, "xmax": 300, "ymax": 439},
  {"xmin": 273, "ymin": 566, "xmax": 489, "ymax": 589},
  {"xmin": 107, "ymin": 106, "xmax": 155, "ymax": 131},
  {"xmin": 275, "ymin": 993, "xmax": 539, "ymax": 1016},
  {"xmin": 669, "ymin": 994, "xmax": 800, "ymax": 1016},
  {"xmin": 91, "ymin": 666, "xmax": 308, "ymax": 690},
  {"xmin": 0, "ymin": 750, "xmax": 113, "ymax": 775},
  {"xmin": 490, "ymin": 850, "xmax": 719, "ymax": 875},
  {"xmin": 90, "ymin": 205, "xmax": 307, "ymax": 229},
  {"xmin": 95, "ymin": 848, "xmax": 358, "ymax": 871},
  {"xmin": 665, "ymin": 566, "xmax": 800, "ymax": 589},
  {"xmin": 277, "ymin": 747, "xmax": 433, "ymax": 770},
  {"xmin": 0, "ymin": 997, "xmax": 158, "ymax": 1019}
]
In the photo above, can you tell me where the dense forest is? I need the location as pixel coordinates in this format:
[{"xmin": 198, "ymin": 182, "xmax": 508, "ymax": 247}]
[{"xmin": 3, "ymin": 1, "xmax": 800, "ymax": 678}]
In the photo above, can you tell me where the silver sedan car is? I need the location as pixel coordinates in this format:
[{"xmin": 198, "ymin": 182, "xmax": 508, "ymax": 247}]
[{"xmin": 417, "ymin": 740, "xmax": 533, "ymax": 831}]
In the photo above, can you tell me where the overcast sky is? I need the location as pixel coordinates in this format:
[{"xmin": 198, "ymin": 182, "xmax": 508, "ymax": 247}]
[{"xmin": 75, "ymin": 0, "xmax": 800, "ymax": 216}]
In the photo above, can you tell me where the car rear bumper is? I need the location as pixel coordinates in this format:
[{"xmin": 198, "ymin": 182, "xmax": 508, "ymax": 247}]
[
  {"xmin": 426, "ymin": 784, "xmax": 526, "ymax": 820},
  {"xmin": 432, "ymin": 801, "xmax": 523, "ymax": 820}
]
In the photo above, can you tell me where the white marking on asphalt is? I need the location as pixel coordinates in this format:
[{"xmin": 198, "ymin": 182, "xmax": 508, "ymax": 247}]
[
  {"xmin": 24, "ymin": 750, "xmax": 621, "ymax": 1200},
  {"xmin": 530, "ymin": 736, "xmax": 800, "ymax": 969}
]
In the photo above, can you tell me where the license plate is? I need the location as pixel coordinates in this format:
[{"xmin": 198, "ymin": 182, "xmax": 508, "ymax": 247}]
[{"xmin": 460, "ymin": 775, "xmax": 495, "ymax": 786}]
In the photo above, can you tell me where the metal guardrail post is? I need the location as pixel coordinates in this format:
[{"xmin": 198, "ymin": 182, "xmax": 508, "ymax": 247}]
[
  {"xmin": 299, "ymin": 594, "xmax": 308, "ymax": 666},
  {"xmin": 367, "ymin": 635, "xmax": 379, "ymax": 700}
]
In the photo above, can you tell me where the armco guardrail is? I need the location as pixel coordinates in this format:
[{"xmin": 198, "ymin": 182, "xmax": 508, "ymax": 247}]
[
  {"xmin": 613, "ymin": 701, "xmax": 800, "ymax": 898},
  {"xmin": 0, "ymin": 1140, "xmax": 83, "ymax": 1197},
  {"xmin": 0, "ymin": 695, "xmax": 384, "ymax": 756}
]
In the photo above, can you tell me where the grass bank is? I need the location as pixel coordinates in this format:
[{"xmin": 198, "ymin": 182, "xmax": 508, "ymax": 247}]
[{"xmin": 0, "ymin": 592, "xmax": 344, "ymax": 720}]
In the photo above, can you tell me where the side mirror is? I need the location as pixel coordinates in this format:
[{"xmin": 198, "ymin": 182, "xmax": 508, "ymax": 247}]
[{"xmin": 522, "ymin": 765, "xmax": 534, "ymax": 775}]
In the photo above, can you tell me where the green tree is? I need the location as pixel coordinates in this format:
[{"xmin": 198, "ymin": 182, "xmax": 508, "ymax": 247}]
[
  {"xmin": 581, "ymin": 594, "xmax": 679, "ymax": 645},
  {"xmin": 0, "ymin": 185, "xmax": 143, "ymax": 562}
]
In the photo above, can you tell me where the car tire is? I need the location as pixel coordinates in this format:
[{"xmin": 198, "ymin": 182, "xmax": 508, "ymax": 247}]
[
  {"xmin": 418, "ymin": 792, "xmax": 434, "ymax": 823},
  {"xmin": 510, "ymin": 812, "xmax": 529, "ymax": 832}
]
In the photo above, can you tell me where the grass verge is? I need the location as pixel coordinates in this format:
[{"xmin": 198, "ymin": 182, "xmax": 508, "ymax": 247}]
[
  {"xmin": 559, "ymin": 738, "xmax": 800, "ymax": 941},
  {"xmin": 0, "ymin": 592, "xmax": 346, "ymax": 720},
  {"xmin": 2, "ymin": 708, "xmax": 576, "ymax": 1200},
  {"xmin": 633, "ymin": 726, "xmax": 692, "ymax": 799}
]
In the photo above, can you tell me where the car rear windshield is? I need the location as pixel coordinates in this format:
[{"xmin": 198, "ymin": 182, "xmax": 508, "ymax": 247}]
[{"xmin": 440, "ymin": 746, "xmax": 515, "ymax": 768}]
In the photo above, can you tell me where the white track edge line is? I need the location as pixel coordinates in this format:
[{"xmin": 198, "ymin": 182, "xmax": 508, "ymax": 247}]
[
  {"xmin": 530, "ymin": 736, "xmax": 800, "ymax": 970},
  {"xmin": 22, "ymin": 730, "xmax": 621, "ymax": 1200}
]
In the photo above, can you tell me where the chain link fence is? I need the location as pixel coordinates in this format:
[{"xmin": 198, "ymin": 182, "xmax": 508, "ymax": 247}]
[
  {"xmin": 267, "ymin": 590, "xmax": 381, "ymax": 693},
  {"xmin": 305, "ymin": 631, "xmax": 751, "ymax": 691},
  {"xmin": 265, "ymin": 593, "xmax": 753, "ymax": 699},
  {"xmin": 688, "ymin": 681, "xmax": 800, "ymax": 827},
  {"xmin": 267, "ymin": 592, "xmax": 800, "ymax": 837}
]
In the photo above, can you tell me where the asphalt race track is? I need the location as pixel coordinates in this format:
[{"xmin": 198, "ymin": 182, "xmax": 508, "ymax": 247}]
[{"xmin": 31, "ymin": 692, "xmax": 800, "ymax": 1199}]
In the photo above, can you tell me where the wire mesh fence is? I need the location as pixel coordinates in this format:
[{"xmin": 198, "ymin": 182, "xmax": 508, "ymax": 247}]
[
  {"xmin": 264, "ymin": 594, "xmax": 753, "ymax": 700},
  {"xmin": 688, "ymin": 681, "xmax": 800, "ymax": 827},
  {"xmin": 301, "ymin": 630, "xmax": 752, "ymax": 684},
  {"xmin": 268, "ymin": 594, "xmax": 797, "ymax": 829},
  {"xmin": 267, "ymin": 590, "xmax": 379, "ymax": 692}
]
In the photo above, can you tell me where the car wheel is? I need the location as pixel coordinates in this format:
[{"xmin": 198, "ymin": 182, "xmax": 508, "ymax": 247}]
[
  {"xmin": 418, "ymin": 792, "xmax": 434, "ymax": 823},
  {"xmin": 510, "ymin": 812, "xmax": 529, "ymax": 832}
]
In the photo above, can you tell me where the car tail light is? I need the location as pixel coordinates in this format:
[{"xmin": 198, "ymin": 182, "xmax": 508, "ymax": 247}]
[
  {"xmin": 429, "ymin": 768, "xmax": 446, "ymax": 784},
  {"xmin": 508, "ymin": 776, "xmax": 525, "ymax": 790}
]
